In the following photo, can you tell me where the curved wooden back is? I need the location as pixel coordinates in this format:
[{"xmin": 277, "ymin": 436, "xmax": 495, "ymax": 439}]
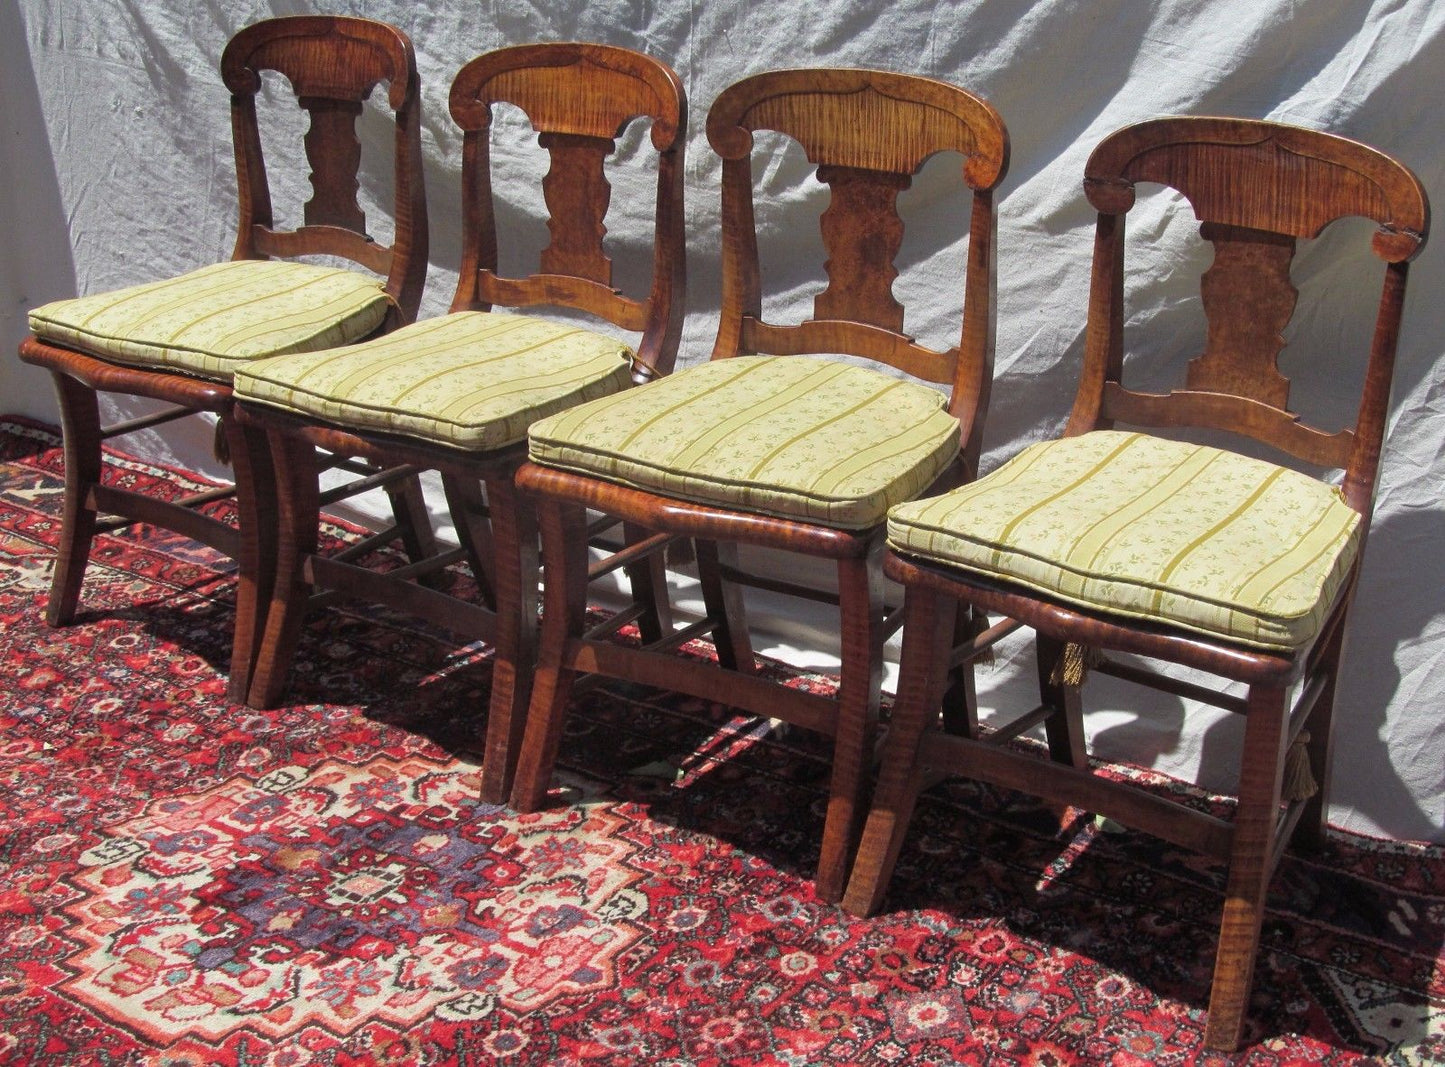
[
  {"xmin": 221, "ymin": 16, "xmax": 428, "ymax": 324},
  {"xmin": 705, "ymin": 68, "xmax": 1009, "ymax": 473},
  {"xmin": 1068, "ymin": 116, "xmax": 1430, "ymax": 513},
  {"xmin": 448, "ymin": 43, "xmax": 687, "ymax": 380}
]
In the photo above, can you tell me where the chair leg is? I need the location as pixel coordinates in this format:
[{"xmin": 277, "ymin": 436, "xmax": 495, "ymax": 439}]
[
  {"xmin": 385, "ymin": 472, "xmax": 443, "ymax": 589},
  {"xmin": 244, "ymin": 430, "xmax": 320, "ymax": 709},
  {"xmin": 814, "ymin": 554, "xmax": 885, "ymax": 904},
  {"xmin": 477, "ymin": 474, "xmax": 539, "ymax": 805},
  {"xmin": 842, "ymin": 585, "xmax": 957, "ymax": 917},
  {"xmin": 509, "ymin": 499, "xmax": 591, "ymax": 812},
  {"xmin": 45, "ymin": 373, "xmax": 103, "ymax": 627},
  {"xmin": 225, "ymin": 415, "xmax": 277, "ymax": 706},
  {"xmin": 622, "ymin": 520, "xmax": 672, "ymax": 645},
  {"xmin": 695, "ymin": 538, "xmax": 754, "ymax": 673},
  {"xmin": 442, "ymin": 472, "xmax": 497, "ymax": 610},
  {"xmin": 1295, "ymin": 622, "xmax": 1345, "ymax": 851},
  {"xmin": 1036, "ymin": 633, "xmax": 1088, "ymax": 769},
  {"xmin": 1204, "ymin": 682, "xmax": 1289, "ymax": 1052},
  {"xmin": 941, "ymin": 603, "xmax": 982, "ymax": 736}
]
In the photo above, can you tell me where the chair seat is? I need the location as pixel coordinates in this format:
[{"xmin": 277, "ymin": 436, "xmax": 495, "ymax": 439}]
[
  {"xmin": 27, "ymin": 260, "xmax": 392, "ymax": 381},
  {"xmin": 887, "ymin": 429, "xmax": 1362, "ymax": 650},
  {"xmin": 233, "ymin": 311, "xmax": 635, "ymax": 451},
  {"xmin": 528, "ymin": 355, "xmax": 961, "ymax": 530}
]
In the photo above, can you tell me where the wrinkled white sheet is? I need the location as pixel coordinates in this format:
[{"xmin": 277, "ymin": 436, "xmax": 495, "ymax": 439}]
[{"xmin": 4, "ymin": 1, "xmax": 1442, "ymax": 843}]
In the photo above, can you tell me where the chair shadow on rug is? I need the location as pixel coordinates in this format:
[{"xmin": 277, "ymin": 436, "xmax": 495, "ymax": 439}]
[{"xmin": 859, "ymin": 766, "xmax": 1442, "ymax": 1058}]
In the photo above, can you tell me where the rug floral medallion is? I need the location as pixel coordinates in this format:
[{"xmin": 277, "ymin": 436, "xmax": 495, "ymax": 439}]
[{"xmin": 0, "ymin": 417, "xmax": 1441, "ymax": 1066}]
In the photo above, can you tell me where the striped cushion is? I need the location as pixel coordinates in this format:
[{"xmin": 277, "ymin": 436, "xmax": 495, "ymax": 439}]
[
  {"xmin": 887, "ymin": 430, "xmax": 1362, "ymax": 649},
  {"xmin": 233, "ymin": 311, "xmax": 635, "ymax": 451},
  {"xmin": 528, "ymin": 355, "xmax": 961, "ymax": 530},
  {"xmin": 28, "ymin": 260, "xmax": 390, "ymax": 381}
]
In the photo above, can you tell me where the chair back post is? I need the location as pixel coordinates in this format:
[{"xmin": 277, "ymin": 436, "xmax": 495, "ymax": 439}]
[
  {"xmin": 955, "ymin": 185, "xmax": 999, "ymax": 479},
  {"xmin": 446, "ymin": 43, "xmax": 687, "ymax": 376},
  {"xmin": 221, "ymin": 16, "xmax": 429, "ymax": 324},
  {"xmin": 704, "ymin": 68, "xmax": 1009, "ymax": 477},
  {"xmin": 1069, "ymin": 116, "xmax": 1428, "ymax": 516},
  {"xmin": 1065, "ymin": 206, "xmax": 1127, "ymax": 437}
]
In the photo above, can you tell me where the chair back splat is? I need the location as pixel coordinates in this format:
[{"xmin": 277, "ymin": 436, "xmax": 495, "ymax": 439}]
[
  {"xmin": 230, "ymin": 43, "xmax": 686, "ymax": 808},
  {"xmin": 708, "ymin": 69, "xmax": 1007, "ymax": 476},
  {"xmin": 843, "ymin": 116, "xmax": 1428, "ymax": 1053},
  {"xmin": 19, "ymin": 16, "xmax": 430, "ymax": 707},
  {"xmin": 510, "ymin": 69, "xmax": 1009, "ymax": 906},
  {"xmin": 223, "ymin": 16, "xmax": 429, "ymax": 322},
  {"xmin": 1071, "ymin": 118, "xmax": 1428, "ymax": 512},
  {"xmin": 448, "ymin": 44, "xmax": 687, "ymax": 378}
]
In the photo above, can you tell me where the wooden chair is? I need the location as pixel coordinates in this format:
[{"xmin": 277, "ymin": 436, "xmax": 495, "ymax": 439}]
[
  {"xmin": 509, "ymin": 69, "xmax": 1010, "ymax": 903},
  {"xmin": 17, "ymin": 16, "xmax": 430, "ymax": 704},
  {"xmin": 841, "ymin": 117, "xmax": 1430, "ymax": 1051},
  {"xmin": 230, "ymin": 43, "xmax": 687, "ymax": 804}
]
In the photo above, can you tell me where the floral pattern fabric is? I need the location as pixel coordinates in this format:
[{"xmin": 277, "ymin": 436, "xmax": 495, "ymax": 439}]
[
  {"xmin": 887, "ymin": 429, "xmax": 1362, "ymax": 649},
  {"xmin": 528, "ymin": 355, "xmax": 961, "ymax": 530},
  {"xmin": 28, "ymin": 260, "xmax": 391, "ymax": 381},
  {"xmin": 235, "ymin": 311, "xmax": 635, "ymax": 451}
]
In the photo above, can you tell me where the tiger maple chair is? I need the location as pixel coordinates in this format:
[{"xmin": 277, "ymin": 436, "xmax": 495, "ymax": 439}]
[
  {"xmin": 841, "ymin": 117, "xmax": 1429, "ymax": 1050},
  {"xmin": 509, "ymin": 68, "xmax": 1010, "ymax": 904},
  {"xmin": 231, "ymin": 43, "xmax": 687, "ymax": 804},
  {"xmin": 18, "ymin": 16, "xmax": 430, "ymax": 704}
]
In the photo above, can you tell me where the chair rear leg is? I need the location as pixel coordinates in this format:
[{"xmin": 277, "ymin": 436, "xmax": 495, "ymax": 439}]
[
  {"xmin": 244, "ymin": 430, "xmax": 320, "ymax": 709},
  {"xmin": 940, "ymin": 602, "xmax": 982, "ymax": 737},
  {"xmin": 225, "ymin": 415, "xmax": 276, "ymax": 705},
  {"xmin": 843, "ymin": 585, "xmax": 958, "ymax": 916},
  {"xmin": 1204, "ymin": 682, "xmax": 1289, "ymax": 1052},
  {"xmin": 442, "ymin": 471, "xmax": 497, "ymax": 610},
  {"xmin": 695, "ymin": 538, "xmax": 754, "ymax": 673},
  {"xmin": 815, "ymin": 555, "xmax": 885, "ymax": 904},
  {"xmin": 477, "ymin": 474, "xmax": 539, "ymax": 805},
  {"xmin": 45, "ymin": 373, "xmax": 104, "ymax": 627},
  {"xmin": 1294, "ymin": 622, "xmax": 1346, "ymax": 851},
  {"xmin": 386, "ymin": 472, "xmax": 443, "ymax": 588},
  {"xmin": 1036, "ymin": 633, "xmax": 1088, "ymax": 769},
  {"xmin": 622, "ymin": 519, "xmax": 672, "ymax": 645},
  {"xmin": 509, "ymin": 499, "xmax": 591, "ymax": 812}
]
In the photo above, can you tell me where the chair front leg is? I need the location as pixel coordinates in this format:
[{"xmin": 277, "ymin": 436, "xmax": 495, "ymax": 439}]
[
  {"xmin": 225, "ymin": 414, "xmax": 277, "ymax": 705},
  {"xmin": 509, "ymin": 498, "xmax": 591, "ymax": 812},
  {"xmin": 1204, "ymin": 682, "xmax": 1289, "ymax": 1052},
  {"xmin": 45, "ymin": 372, "xmax": 104, "ymax": 627},
  {"xmin": 244, "ymin": 429, "xmax": 320, "ymax": 709},
  {"xmin": 478, "ymin": 472, "xmax": 539, "ymax": 805},
  {"xmin": 815, "ymin": 553, "xmax": 885, "ymax": 904},
  {"xmin": 842, "ymin": 584, "xmax": 958, "ymax": 917}
]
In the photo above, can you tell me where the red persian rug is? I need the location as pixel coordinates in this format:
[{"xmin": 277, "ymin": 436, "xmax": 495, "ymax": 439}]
[{"xmin": 0, "ymin": 415, "xmax": 1440, "ymax": 1066}]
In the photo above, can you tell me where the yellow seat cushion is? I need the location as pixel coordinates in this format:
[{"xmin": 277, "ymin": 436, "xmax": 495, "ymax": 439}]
[
  {"xmin": 528, "ymin": 355, "xmax": 961, "ymax": 530},
  {"xmin": 27, "ymin": 260, "xmax": 391, "ymax": 381},
  {"xmin": 233, "ymin": 311, "xmax": 635, "ymax": 451},
  {"xmin": 887, "ymin": 430, "xmax": 1362, "ymax": 650}
]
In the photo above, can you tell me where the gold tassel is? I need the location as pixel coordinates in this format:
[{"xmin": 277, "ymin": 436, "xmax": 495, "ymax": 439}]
[
  {"xmin": 1050, "ymin": 642, "xmax": 1103, "ymax": 687},
  {"xmin": 1282, "ymin": 730, "xmax": 1319, "ymax": 802},
  {"xmin": 212, "ymin": 414, "xmax": 231, "ymax": 466}
]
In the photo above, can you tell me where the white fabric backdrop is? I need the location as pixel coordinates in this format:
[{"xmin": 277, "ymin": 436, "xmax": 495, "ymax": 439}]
[{"xmin": 4, "ymin": 1, "xmax": 1441, "ymax": 843}]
